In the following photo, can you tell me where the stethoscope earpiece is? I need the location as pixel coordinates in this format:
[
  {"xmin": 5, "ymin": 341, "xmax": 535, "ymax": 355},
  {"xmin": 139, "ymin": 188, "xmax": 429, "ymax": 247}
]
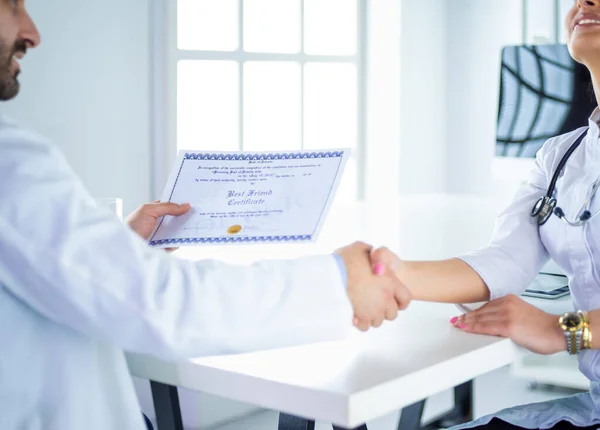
[
  {"xmin": 553, "ymin": 207, "xmax": 565, "ymax": 219},
  {"xmin": 580, "ymin": 210, "xmax": 592, "ymax": 221}
]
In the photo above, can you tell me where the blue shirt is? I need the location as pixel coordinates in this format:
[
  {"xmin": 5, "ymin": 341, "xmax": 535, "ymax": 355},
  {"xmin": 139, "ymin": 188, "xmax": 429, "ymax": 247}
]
[{"xmin": 333, "ymin": 253, "xmax": 348, "ymax": 287}]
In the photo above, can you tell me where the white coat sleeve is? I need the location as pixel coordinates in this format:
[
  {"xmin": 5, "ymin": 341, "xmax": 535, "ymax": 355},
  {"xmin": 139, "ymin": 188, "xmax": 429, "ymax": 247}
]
[
  {"xmin": 457, "ymin": 140, "xmax": 559, "ymax": 300},
  {"xmin": 0, "ymin": 129, "xmax": 353, "ymax": 359}
]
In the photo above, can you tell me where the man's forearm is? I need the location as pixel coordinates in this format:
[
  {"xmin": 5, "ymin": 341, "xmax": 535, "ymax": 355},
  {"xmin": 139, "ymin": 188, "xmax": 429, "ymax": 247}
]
[{"xmin": 397, "ymin": 258, "xmax": 491, "ymax": 303}]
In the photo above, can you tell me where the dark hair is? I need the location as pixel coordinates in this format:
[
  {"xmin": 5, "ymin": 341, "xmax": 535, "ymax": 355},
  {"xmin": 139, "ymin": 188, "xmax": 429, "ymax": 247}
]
[
  {"xmin": 578, "ymin": 64, "xmax": 596, "ymax": 102},
  {"xmin": 588, "ymin": 82, "xmax": 596, "ymax": 102}
]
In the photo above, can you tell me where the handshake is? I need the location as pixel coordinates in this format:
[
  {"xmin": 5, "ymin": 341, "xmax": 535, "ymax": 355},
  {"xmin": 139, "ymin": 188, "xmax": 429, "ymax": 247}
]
[{"xmin": 336, "ymin": 242, "xmax": 410, "ymax": 332}]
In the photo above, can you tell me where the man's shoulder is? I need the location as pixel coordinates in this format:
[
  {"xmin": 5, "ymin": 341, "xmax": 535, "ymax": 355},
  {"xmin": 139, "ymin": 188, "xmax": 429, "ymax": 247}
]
[
  {"xmin": 0, "ymin": 118, "xmax": 64, "ymax": 171},
  {"xmin": 0, "ymin": 118, "xmax": 72, "ymax": 200},
  {"xmin": 0, "ymin": 116, "xmax": 51, "ymax": 151}
]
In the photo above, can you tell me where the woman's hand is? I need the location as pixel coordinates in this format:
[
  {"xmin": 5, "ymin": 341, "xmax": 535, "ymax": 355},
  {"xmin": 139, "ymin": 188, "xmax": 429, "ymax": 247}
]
[{"xmin": 453, "ymin": 295, "xmax": 565, "ymax": 355}]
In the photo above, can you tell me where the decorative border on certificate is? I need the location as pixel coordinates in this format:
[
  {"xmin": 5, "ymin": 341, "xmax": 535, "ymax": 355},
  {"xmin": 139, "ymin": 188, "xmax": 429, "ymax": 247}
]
[
  {"xmin": 148, "ymin": 150, "xmax": 345, "ymax": 246},
  {"xmin": 182, "ymin": 151, "xmax": 345, "ymax": 161},
  {"xmin": 150, "ymin": 235, "xmax": 312, "ymax": 246}
]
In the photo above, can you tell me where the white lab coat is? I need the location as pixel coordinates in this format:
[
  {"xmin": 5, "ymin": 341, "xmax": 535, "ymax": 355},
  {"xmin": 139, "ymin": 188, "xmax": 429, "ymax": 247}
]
[
  {"xmin": 456, "ymin": 110, "xmax": 600, "ymax": 429},
  {"xmin": 0, "ymin": 115, "xmax": 353, "ymax": 430}
]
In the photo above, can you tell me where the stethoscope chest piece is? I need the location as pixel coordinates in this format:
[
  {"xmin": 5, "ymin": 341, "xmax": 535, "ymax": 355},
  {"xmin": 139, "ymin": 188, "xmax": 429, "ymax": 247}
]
[
  {"xmin": 532, "ymin": 196, "xmax": 557, "ymax": 226},
  {"xmin": 531, "ymin": 128, "xmax": 589, "ymax": 227}
]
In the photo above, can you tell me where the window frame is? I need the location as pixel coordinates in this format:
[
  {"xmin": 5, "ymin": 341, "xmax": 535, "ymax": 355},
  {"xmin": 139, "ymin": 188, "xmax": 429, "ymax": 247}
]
[{"xmin": 151, "ymin": 0, "xmax": 369, "ymax": 200}]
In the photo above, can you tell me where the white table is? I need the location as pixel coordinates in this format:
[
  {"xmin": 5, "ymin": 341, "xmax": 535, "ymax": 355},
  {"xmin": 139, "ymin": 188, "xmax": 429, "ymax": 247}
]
[{"xmin": 126, "ymin": 195, "xmax": 577, "ymax": 430}]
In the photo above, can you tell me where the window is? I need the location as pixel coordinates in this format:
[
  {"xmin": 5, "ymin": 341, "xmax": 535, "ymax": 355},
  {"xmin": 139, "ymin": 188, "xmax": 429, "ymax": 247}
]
[{"xmin": 165, "ymin": 0, "xmax": 367, "ymax": 201}]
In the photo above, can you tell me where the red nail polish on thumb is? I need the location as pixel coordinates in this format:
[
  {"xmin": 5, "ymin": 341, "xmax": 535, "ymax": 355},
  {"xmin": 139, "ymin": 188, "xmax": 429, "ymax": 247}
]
[
  {"xmin": 374, "ymin": 263, "xmax": 385, "ymax": 276},
  {"xmin": 449, "ymin": 316, "xmax": 458, "ymax": 324}
]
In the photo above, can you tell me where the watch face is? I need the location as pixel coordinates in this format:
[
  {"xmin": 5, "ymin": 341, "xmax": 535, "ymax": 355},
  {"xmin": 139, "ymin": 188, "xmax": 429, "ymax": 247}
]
[{"xmin": 563, "ymin": 313, "xmax": 582, "ymax": 329}]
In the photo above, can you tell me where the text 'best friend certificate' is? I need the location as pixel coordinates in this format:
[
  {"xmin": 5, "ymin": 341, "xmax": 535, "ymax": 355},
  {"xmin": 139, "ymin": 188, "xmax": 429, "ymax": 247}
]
[{"xmin": 148, "ymin": 149, "xmax": 350, "ymax": 247}]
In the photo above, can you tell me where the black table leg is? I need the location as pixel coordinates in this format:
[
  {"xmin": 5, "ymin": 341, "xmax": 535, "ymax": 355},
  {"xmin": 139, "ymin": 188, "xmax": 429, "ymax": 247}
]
[
  {"xmin": 397, "ymin": 379, "xmax": 474, "ymax": 430},
  {"xmin": 428, "ymin": 379, "xmax": 473, "ymax": 429},
  {"xmin": 150, "ymin": 381, "xmax": 184, "ymax": 430},
  {"xmin": 278, "ymin": 413, "xmax": 369, "ymax": 430},
  {"xmin": 278, "ymin": 414, "xmax": 316, "ymax": 430},
  {"xmin": 453, "ymin": 379, "xmax": 474, "ymax": 422},
  {"xmin": 397, "ymin": 399, "xmax": 426, "ymax": 430},
  {"xmin": 333, "ymin": 425, "xmax": 369, "ymax": 430}
]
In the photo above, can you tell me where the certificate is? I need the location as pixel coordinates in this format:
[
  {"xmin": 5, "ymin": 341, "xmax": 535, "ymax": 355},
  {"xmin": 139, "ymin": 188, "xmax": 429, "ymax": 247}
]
[{"xmin": 148, "ymin": 149, "xmax": 350, "ymax": 247}]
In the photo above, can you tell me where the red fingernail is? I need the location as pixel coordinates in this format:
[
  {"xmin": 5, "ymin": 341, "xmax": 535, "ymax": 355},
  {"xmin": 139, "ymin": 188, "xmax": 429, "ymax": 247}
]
[
  {"xmin": 449, "ymin": 316, "xmax": 458, "ymax": 324},
  {"xmin": 374, "ymin": 263, "xmax": 385, "ymax": 275},
  {"xmin": 459, "ymin": 323, "xmax": 467, "ymax": 329}
]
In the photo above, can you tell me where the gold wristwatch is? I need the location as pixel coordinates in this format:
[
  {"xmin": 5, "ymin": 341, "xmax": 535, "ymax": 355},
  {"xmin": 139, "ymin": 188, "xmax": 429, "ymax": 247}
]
[{"xmin": 558, "ymin": 311, "xmax": 592, "ymax": 355}]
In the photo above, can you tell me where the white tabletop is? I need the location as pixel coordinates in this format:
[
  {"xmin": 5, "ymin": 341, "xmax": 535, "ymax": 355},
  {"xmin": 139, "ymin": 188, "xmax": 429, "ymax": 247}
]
[
  {"xmin": 128, "ymin": 302, "xmax": 510, "ymax": 427},
  {"xmin": 126, "ymin": 194, "xmax": 574, "ymax": 428}
]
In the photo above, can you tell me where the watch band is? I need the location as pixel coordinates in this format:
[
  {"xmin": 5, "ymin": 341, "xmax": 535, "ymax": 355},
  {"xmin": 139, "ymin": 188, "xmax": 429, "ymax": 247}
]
[
  {"xmin": 565, "ymin": 330, "xmax": 577, "ymax": 355},
  {"xmin": 581, "ymin": 321, "xmax": 592, "ymax": 349},
  {"xmin": 583, "ymin": 316, "xmax": 593, "ymax": 350},
  {"xmin": 564, "ymin": 311, "xmax": 592, "ymax": 355}
]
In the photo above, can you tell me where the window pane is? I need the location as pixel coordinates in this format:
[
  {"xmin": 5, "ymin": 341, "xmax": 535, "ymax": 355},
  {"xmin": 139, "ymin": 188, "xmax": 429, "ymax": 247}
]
[
  {"xmin": 244, "ymin": 62, "xmax": 301, "ymax": 151},
  {"xmin": 244, "ymin": 0, "xmax": 301, "ymax": 53},
  {"xmin": 304, "ymin": 63, "xmax": 357, "ymax": 150},
  {"xmin": 559, "ymin": 0, "xmax": 572, "ymax": 43},
  {"xmin": 304, "ymin": 0, "xmax": 357, "ymax": 55},
  {"xmin": 178, "ymin": 0, "xmax": 238, "ymax": 51},
  {"xmin": 177, "ymin": 61, "xmax": 239, "ymax": 151}
]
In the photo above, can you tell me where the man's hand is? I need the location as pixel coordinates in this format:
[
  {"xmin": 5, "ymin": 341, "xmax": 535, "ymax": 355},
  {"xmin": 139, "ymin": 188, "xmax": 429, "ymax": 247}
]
[
  {"xmin": 127, "ymin": 201, "xmax": 191, "ymax": 250},
  {"xmin": 336, "ymin": 242, "xmax": 412, "ymax": 331},
  {"xmin": 453, "ymin": 295, "xmax": 565, "ymax": 355}
]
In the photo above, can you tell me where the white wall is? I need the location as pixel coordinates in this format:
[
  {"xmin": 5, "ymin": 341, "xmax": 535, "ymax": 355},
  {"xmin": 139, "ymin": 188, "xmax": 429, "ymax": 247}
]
[
  {"xmin": 398, "ymin": 0, "xmax": 448, "ymax": 195},
  {"xmin": 2, "ymin": 0, "xmax": 152, "ymax": 214},
  {"xmin": 399, "ymin": 1, "xmax": 573, "ymax": 200},
  {"xmin": 443, "ymin": 0, "xmax": 576, "ymax": 200},
  {"xmin": 445, "ymin": 0, "xmax": 524, "ymax": 196},
  {"xmin": 526, "ymin": 0, "xmax": 557, "ymax": 43},
  {"xmin": 365, "ymin": 0, "xmax": 401, "ymax": 200}
]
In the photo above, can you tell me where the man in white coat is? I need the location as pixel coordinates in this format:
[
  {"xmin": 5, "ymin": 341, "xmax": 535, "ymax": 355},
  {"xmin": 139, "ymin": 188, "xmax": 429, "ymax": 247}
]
[{"xmin": 0, "ymin": 2, "xmax": 411, "ymax": 429}]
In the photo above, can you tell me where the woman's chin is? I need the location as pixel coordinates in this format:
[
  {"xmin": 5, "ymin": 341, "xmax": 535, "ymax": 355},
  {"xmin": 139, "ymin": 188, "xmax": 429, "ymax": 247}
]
[{"xmin": 569, "ymin": 37, "xmax": 600, "ymax": 66}]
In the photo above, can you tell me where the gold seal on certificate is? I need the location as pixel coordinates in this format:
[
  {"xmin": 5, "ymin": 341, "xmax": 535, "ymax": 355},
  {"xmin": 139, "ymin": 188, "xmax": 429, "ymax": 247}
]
[{"xmin": 227, "ymin": 225, "xmax": 242, "ymax": 235}]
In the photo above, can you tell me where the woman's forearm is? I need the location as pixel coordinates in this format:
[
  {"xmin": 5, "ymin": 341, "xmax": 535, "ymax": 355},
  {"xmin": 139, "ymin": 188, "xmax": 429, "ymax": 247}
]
[{"xmin": 397, "ymin": 258, "xmax": 491, "ymax": 303}]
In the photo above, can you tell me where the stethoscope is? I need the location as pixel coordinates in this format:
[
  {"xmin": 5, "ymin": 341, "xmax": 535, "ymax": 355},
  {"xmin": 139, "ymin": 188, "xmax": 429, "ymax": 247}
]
[{"xmin": 531, "ymin": 128, "xmax": 600, "ymax": 226}]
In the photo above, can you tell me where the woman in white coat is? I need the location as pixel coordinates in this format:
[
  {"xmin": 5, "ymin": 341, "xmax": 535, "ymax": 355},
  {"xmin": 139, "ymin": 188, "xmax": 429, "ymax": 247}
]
[{"xmin": 371, "ymin": 0, "xmax": 600, "ymax": 429}]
